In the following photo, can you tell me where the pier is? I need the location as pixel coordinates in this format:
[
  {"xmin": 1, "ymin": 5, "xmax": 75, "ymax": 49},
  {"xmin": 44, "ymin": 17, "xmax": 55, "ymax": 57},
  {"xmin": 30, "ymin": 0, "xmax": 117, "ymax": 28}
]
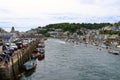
[{"xmin": 0, "ymin": 38, "xmax": 41, "ymax": 80}]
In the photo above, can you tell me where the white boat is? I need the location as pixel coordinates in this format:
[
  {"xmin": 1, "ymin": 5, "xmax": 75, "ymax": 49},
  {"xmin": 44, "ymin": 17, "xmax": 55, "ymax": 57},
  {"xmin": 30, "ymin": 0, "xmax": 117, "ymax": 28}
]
[
  {"xmin": 36, "ymin": 48, "xmax": 45, "ymax": 54},
  {"xmin": 108, "ymin": 44, "xmax": 120, "ymax": 55},
  {"xmin": 108, "ymin": 49, "xmax": 120, "ymax": 55},
  {"xmin": 117, "ymin": 45, "xmax": 120, "ymax": 48},
  {"xmin": 23, "ymin": 60, "xmax": 37, "ymax": 71},
  {"xmin": 38, "ymin": 42, "xmax": 45, "ymax": 48}
]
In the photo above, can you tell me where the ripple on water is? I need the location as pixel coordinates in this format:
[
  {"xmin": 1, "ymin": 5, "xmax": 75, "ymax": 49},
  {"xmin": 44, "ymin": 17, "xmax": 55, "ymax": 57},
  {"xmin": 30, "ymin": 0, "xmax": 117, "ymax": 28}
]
[{"xmin": 20, "ymin": 39, "xmax": 120, "ymax": 80}]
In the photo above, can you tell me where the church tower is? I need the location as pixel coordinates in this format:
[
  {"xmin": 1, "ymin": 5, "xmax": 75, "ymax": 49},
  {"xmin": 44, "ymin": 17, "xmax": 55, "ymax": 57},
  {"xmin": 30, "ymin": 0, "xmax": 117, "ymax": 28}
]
[{"xmin": 10, "ymin": 26, "xmax": 15, "ymax": 33}]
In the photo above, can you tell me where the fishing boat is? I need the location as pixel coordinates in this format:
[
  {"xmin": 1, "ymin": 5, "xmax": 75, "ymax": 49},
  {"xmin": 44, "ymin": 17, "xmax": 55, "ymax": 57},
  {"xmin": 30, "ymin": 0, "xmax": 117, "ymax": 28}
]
[
  {"xmin": 36, "ymin": 48, "xmax": 45, "ymax": 60},
  {"xmin": 117, "ymin": 45, "xmax": 120, "ymax": 48},
  {"xmin": 108, "ymin": 44, "xmax": 120, "ymax": 55},
  {"xmin": 38, "ymin": 42, "xmax": 45, "ymax": 48},
  {"xmin": 108, "ymin": 49, "xmax": 120, "ymax": 55},
  {"xmin": 36, "ymin": 48, "xmax": 45, "ymax": 54},
  {"xmin": 23, "ymin": 60, "xmax": 37, "ymax": 71},
  {"xmin": 37, "ymin": 53, "xmax": 45, "ymax": 61}
]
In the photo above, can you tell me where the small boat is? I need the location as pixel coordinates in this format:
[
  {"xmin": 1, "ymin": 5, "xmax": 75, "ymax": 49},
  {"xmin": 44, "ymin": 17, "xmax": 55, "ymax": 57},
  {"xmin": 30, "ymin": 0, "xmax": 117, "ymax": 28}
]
[
  {"xmin": 101, "ymin": 43, "xmax": 109, "ymax": 48},
  {"xmin": 38, "ymin": 42, "xmax": 45, "ymax": 48},
  {"xmin": 23, "ymin": 60, "xmax": 37, "ymax": 71},
  {"xmin": 44, "ymin": 38, "xmax": 47, "ymax": 41},
  {"xmin": 37, "ymin": 53, "xmax": 45, "ymax": 61},
  {"xmin": 117, "ymin": 45, "xmax": 120, "ymax": 48},
  {"xmin": 36, "ymin": 48, "xmax": 45, "ymax": 60},
  {"xmin": 36, "ymin": 48, "xmax": 45, "ymax": 54},
  {"xmin": 33, "ymin": 48, "xmax": 45, "ymax": 61},
  {"xmin": 108, "ymin": 49, "xmax": 120, "ymax": 55}
]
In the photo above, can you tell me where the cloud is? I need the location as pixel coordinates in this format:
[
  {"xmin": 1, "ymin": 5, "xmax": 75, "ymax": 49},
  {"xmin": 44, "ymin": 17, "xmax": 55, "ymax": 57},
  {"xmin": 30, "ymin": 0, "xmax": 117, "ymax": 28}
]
[
  {"xmin": 0, "ymin": 0, "xmax": 120, "ymax": 31},
  {"xmin": 78, "ymin": 0, "xmax": 96, "ymax": 4},
  {"xmin": 51, "ymin": 15, "xmax": 120, "ymax": 23},
  {"xmin": 78, "ymin": 0, "xmax": 120, "ymax": 6},
  {"xmin": 0, "ymin": 8, "xmax": 10, "ymax": 13}
]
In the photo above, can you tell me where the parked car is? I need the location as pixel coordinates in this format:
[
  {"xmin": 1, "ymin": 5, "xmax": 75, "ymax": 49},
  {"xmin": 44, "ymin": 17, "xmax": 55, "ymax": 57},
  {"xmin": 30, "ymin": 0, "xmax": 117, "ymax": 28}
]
[
  {"xmin": 10, "ymin": 43, "xmax": 18, "ymax": 50},
  {"xmin": 0, "ymin": 39, "xmax": 3, "ymax": 45},
  {"xmin": 5, "ymin": 42, "xmax": 18, "ymax": 50}
]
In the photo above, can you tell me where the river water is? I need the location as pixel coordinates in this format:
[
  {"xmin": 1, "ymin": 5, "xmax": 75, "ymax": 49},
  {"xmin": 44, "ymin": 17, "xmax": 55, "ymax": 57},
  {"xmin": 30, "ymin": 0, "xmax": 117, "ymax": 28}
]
[{"xmin": 20, "ymin": 38, "xmax": 120, "ymax": 80}]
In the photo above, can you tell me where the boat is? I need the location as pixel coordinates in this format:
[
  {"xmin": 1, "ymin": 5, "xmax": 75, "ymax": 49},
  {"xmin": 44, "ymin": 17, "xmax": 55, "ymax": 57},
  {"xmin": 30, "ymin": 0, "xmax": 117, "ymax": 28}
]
[
  {"xmin": 38, "ymin": 42, "xmax": 45, "ymax": 48},
  {"xmin": 37, "ymin": 53, "xmax": 45, "ymax": 61},
  {"xmin": 44, "ymin": 38, "xmax": 47, "ymax": 41},
  {"xmin": 117, "ymin": 45, "xmax": 120, "ymax": 48},
  {"xmin": 100, "ymin": 43, "xmax": 109, "ymax": 49},
  {"xmin": 108, "ymin": 49, "xmax": 120, "ymax": 55},
  {"xmin": 36, "ymin": 48, "xmax": 45, "ymax": 54},
  {"xmin": 108, "ymin": 44, "xmax": 120, "ymax": 55},
  {"xmin": 35, "ymin": 48, "xmax": 45, "ymax": 60},
  {"xmin": 23, "ymin": 60, "xmax": 37, "ymax": 71}
]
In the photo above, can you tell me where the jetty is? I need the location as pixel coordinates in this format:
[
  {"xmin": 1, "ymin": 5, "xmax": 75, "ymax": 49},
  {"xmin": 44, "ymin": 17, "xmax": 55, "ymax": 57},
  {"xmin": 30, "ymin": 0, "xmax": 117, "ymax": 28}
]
[{"xmin": 0, "ymin": 38, "xmax": 41, "ymax": 80}]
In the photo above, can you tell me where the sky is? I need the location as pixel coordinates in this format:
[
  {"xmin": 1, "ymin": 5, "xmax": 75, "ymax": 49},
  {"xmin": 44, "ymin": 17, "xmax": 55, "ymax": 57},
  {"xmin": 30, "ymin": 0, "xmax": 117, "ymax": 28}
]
[{"xmin": 0, "ymin": 0, "xmax": 120, "ymax": 32}]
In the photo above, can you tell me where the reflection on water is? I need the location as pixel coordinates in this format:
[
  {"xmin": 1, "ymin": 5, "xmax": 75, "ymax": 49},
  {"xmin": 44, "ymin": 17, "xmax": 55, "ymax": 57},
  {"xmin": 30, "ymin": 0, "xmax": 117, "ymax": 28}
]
[
  {"xmin": 20, "ymin": 68, "xmax": 36, "ymax": 80},
  {"xmin": 24, "ymin": 68, "xmax": 36, "ymax": 77},
  {"xmin": 20, "ymin": 38, "xmax": 120, "ymax": 80}
]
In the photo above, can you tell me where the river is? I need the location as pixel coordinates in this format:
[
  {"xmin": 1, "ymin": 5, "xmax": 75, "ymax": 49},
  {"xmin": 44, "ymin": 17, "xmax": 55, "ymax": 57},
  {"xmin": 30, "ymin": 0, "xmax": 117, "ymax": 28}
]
[{"xmin": 20, "ymin": 38, "xmax": 120, "ymax": 80}]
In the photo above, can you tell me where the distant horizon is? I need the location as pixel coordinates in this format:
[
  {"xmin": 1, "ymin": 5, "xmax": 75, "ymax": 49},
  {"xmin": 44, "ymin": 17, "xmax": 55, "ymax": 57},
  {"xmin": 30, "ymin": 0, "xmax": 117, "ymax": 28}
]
[
  {"xmin": 0, "ymin": 20, "xmax": 119, "ymax": 32},
  {"xmin": 0, "ymin": 0, "xmax": 120, "ymax": 32}
]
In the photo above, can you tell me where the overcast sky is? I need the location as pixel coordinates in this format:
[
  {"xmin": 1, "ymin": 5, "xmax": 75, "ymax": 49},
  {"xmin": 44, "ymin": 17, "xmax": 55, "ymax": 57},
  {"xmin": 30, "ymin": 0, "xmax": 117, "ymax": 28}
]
[{"xmin": 0, "ymin": 0, "xmax": 120, "ymax": 32}]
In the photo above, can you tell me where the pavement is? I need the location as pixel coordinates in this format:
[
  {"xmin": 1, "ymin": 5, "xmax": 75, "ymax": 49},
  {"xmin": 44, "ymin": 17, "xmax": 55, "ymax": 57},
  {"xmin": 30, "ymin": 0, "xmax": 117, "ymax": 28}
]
[{"xmin": 0, "ymin": 46, "xmax": 2, "ymax": 52}]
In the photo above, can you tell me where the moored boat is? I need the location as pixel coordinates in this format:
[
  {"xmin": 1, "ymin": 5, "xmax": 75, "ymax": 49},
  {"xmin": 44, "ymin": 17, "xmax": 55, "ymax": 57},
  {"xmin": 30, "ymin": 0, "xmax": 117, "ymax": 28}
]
[
  {"xmin": 108, "ymin": 49, "xmax": 120, "ymax": 55},
  {"xmin": 38, "ymin": 41, "xmax": 45, "ymax": 48},
  {"xmin": 23, "ymin": 60, "xmax": 37, "ymax": 71},
  {"xmin": 36, "ymin": 48, "xmax": 45, "ymax": 54},
  {"xmin": 33, "ymin": 48, "xmax": 45, "ymax": 60},
  {"xmin": 37, "ymin": 53, "xmax": 45, "ymax": 61},
  {"xmin": 117, "ymin": 45, "xmax": 120, "ymax": 48}
]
